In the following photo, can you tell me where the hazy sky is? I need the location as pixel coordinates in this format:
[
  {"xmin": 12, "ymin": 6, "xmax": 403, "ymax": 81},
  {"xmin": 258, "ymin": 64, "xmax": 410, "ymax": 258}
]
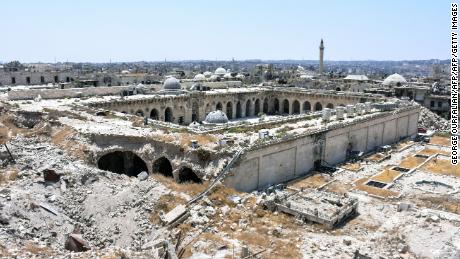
[{"xmin": 1, "ymin": 0, "xmax": 450, "ymax": 62}]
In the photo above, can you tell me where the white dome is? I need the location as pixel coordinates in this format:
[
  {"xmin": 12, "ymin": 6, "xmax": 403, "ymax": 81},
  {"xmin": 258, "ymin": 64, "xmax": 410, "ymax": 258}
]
[
  {"xmin": 382, "ymin": 73, "xmax": 407, "ymax": 86},
  {"xmin": 163, "ymin": 77, "xmax": 181, "ymax": 90},
  {"xmin": 204, "ymin": 110, "xmax": 228, "ymax": 124},
  {"xmin": 194, "ymin": 74, "xmax": 206, "ymax": 81},
  {"xmin": 215, "ymin": 67, "xmax": 227, "ymax": 75},
  {"xmin": 223, "ymin": 73, "xmax": 232, "ymax": 79},
  {"xmin": 203, "ymin": 71, "xmax": 213, "ymax": 77},
  {"xmin": 209, "ymin": 75, "xmax": 219, "ymax": 81},
  {"xmin": 235, "ymin": 74, "xmax": 245, "ymax": 79}
]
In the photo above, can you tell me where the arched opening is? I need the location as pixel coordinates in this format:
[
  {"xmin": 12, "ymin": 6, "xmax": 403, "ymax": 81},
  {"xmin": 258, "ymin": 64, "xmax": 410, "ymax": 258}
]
[
  {"xmin": 164, "ymin": 107, "xmax": 173, "ymax": 122},
  {"xmin": 216, "ymin": 102, "xmax": 223, "ymax": 111},
  {"xmin": 192, "ymin": 102, "xmax": 199, "ymax": 122},
  {"xmin": 152, "ymin": 157, "xmax": 173, "ymax": 178},
  {"xmin": 150, "ymin": 108, "xmax": 159, "ymax": 120},
  {"xmin": 263, "ymin": 98, "xmax": 269, "ymax": 114},
  {"xmin": 283, "ymin": 99, "xmax": 289, "ymax": 114},
  {"xmin": 135, "ymin": 110, "xmax": 144, "ymax": 117},
  {"xmin": 338, "ymin": 104, "xmax": 345, "ymax": 107},
  {"xmin": 245, "ymin": 99, "xmax": 252, "ymax": 117},
  {"xmin": 336, "ymin": 87, "xmax": 341, "ymax": 91},
  {"xmin": 326, "ymin": 103, "xmax": 334, "ymax": 109},
  {"xmin": 273, "ymin": 98, "xmax": 280, "ymax": 114},
  {"xmin": 254, "ymin": 99, "xmax": 260, "ymax": 115},
  {"xmin": 97, "ymin": 151, "xmax": 148, "ymax": 177},
  {"xmin": 178, "ymin": 167, "xmax": 202, "ymax": 184},
  {"xmin": 303, "ymin": 101, "xmax": 311, "ymax": 112},
  {"xmin": 226, "ymin": 102, "xmax": 233, "ymax": 119},
  {"xmin": 292, "ymin": 100, "xmax": 300, "ymax": 114},
  {"xmin": 236, "ymin": 101, "xmax": 242, "ymax": 118},
  {"xmin": 315, "ymin": 102, "xmax": 323, "ymax": 111}
]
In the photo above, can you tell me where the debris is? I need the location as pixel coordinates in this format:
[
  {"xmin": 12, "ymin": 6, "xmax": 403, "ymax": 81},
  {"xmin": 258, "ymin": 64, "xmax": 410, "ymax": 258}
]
[
  {"xmin": 161, "ymin": 204, "xmax": 188, "ymax": 225},
  {"xmin": 0, "ymin": 213, "xmax": 10, "ymax": 225},
  {"xmin": 137, "ymin": 171, "xmax": 148, "ymax": 181},
  {"xmin": 39, "ymin": 203, "xmax": 59, "ymax": 216},
  {"xmin": 343, "ymin": 236, "xmax": 352, "ymax": 246},
  {"xmin": 227, "ymin": 195, "xmax": 241, "ymax": 204},
  {"xmin": 418, "ymin": 107, "xmax": 449, "ymax": 131},
  {"xmin": 397, "ymin": 203, "xmax": 413, "ymax": 212},
  {"xmin": 43, "ymin": 169, "xmax": 60, "ymax": 183},
  {"xmin": 65, "ymin": 233, "xmax": 90, "ymax": 252}
]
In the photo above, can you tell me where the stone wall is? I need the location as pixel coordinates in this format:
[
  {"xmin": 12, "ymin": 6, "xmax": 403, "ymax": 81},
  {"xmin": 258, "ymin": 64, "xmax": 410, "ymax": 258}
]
[
  {"xmin": 7, "ymin": 86, "xmax": 131, "ymax": 100},
  {"xmin": 0, "ymin": 71, "xmax": 77, "ymax": 86},
  {"xmin": 223, "ymin": 106, "xmax": 420, "ymax": 192}
]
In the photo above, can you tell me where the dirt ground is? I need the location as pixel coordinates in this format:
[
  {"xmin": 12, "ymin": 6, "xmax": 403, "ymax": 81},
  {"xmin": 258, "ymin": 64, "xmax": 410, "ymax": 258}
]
[
  {"xmin": 421, "ymin": 158, "xmax": 460, "ymax": 177},
  {"xmin": 290, "ymin": 174, "xmax": 329, "ymax": 189},
  {"xmin": 399, "ymin": 156, "xmax": 427, "ymax": 169},
  {"xmin": 371, "ymin": 168, "xmax": 401, "ymax": 183},
  {"xmin": 429, "ymin": 136, "xmax": 451, "ymax": 147}
]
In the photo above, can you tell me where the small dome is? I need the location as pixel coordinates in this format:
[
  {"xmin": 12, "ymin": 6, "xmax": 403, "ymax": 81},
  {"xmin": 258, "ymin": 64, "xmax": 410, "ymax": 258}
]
[
  {"xmin": 204, "ymin": 110, "xmax": 228, "ymax": 124},
  {"xmin": 209, "ymin": 75, "xmax": 219, "ymax": 81},
  {"xmin": 163, "ymin": 77, "xmax": 181, "ymax": 90},
  {"xmin": 223, "ymin": 73, "xmax": 232, "ymax": 79},
  {"xmin": 203, "ymin": 71, "xmax": 213, "ymax": 77},
  {"xmin": 194, "ymin": 74, "xmax": 206, "ymax": 81},
  {"xmin": 215, "ymin": 67, "xmax": 227, "ymax": 76},
  {"xmin": 382, "ymin": 73, "xmax": 407, "ymax": 86}
]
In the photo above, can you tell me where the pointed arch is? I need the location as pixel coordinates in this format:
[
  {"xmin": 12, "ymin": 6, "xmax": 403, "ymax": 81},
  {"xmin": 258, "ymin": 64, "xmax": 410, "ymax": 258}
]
[
  {"xmin": 254, "ymin": 99, "xmax": 261, "ymax": 115},
  {"xmin": 245, "ymin": 99, "xmax": 252, "ymax": 117},
  {"xmin": 315, "ymin": 102, "xmax": 323, "ymax": 111},
  {"xmin": 292, "ymin": 100, "xmax": 300, "ymax": 114},
  {"xmin": 226, "ymin": 101, "xmax": 233, "ymax": 119},
  {"xmin": 150, "ymin": 108, "xmax": 159, "ymax": 120},
  {"xmin": 164, "ymin": 107, "xmax": 173, "ymax": 122},
  {"xmin": 303, "ymin": 101, "xmax": 311, "ymax": 112},
  {"xmin": 152, "ymin": 157, "xmax": 173, "ymax": 178},
  {"xmin": 216, "ymin": 102, "xmax": 223, "ymax": 111},
  {"xmin": 283, "ymin": 99, "xmax": 290, "ymax": 114},
  {"xmin": 263, "ymin": 98, "xmax": 269, "ymax": 114},
  {"xmin": 236, "ymin": 101, "xmax": 242, "ymax": 118}
]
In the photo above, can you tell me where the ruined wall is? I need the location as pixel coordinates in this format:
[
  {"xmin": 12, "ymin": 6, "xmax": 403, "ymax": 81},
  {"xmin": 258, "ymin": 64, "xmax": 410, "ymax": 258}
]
[
  {"xmin": 7, "ymin": 86, "xmax": 131, "ymax": 100},
  {"xmin": 89, "ymin": 134, "xmax": 226, "ymax": 183},
  {"xmin": 224, "ymin": 106, "xmax": 420, "ymax": 192}
]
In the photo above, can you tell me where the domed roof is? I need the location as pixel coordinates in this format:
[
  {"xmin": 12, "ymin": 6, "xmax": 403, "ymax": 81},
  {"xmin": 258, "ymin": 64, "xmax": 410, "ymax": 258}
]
[
  {"xmin": 382, "ymin": 73, "xmax": 407, "ymax": 86},
  {"xmin": 215, "ymin": 67, "xmax": 227, "ymax": 75},
  {"xmin": 204, "ymin": 110, "xmax": 228, "ymax": 124},
  {"xmin": 203, "ymin": 71, "xmax": 213, "ymax": 77},
  {"xmin": 209, "ymin": 75, "xmax": 219, "ymax": 81},
  {"xmin": 163, "ymin": 77, "xmax": 181, "ymax": 90},
  {"xmin": 223, "ymin": 73, "xmax": 232, "ymax": 79},
  {"xmin": 194, "ymin": 74, "xmax": 206, "ymax": 81}
]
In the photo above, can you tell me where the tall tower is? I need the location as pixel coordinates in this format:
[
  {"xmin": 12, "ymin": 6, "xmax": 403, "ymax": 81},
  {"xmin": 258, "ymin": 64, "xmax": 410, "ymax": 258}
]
[{"xmin": 319, "ymin": 39, "xmax": 325, "ymax": 74}]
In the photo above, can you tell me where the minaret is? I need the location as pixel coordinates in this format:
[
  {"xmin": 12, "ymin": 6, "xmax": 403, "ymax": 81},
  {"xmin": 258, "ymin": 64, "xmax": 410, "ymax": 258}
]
[{"xmin": 319, "ymin": 39, "xmax": 325, "ymax": 74}]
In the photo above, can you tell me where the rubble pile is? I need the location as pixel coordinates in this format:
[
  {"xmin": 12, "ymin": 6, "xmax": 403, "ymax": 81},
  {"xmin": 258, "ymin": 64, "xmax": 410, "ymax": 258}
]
[
  {"xmin": 418, "ymin": 107, "xmax": 449, "ymax": 131},
  {"xmin": 0, "ymin": 136, "xmax": 170, "ymax": 257}
]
